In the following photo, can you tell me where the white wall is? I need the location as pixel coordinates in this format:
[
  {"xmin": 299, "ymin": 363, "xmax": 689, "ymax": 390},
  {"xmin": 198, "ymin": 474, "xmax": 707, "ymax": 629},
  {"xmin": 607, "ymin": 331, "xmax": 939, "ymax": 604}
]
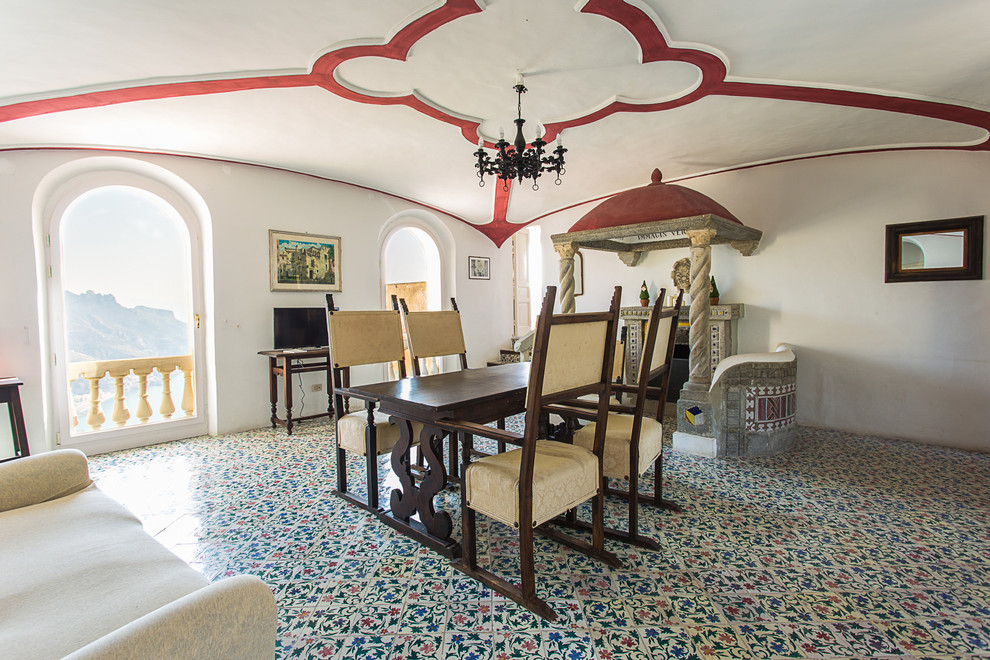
[
  {"xmin": 4, "ymin": 148, "xmax": 987, "ymax": 453},
  {"xmin": 0, "ymin": 150, "xmax": 513, "ymax": 452},
  {"xmin": 384, "ymin": 228, "xmax": 428, "ymax": 284},
  {"xmin": 537, "ymin": 150, "xmax": 990, "ymax": 453}
]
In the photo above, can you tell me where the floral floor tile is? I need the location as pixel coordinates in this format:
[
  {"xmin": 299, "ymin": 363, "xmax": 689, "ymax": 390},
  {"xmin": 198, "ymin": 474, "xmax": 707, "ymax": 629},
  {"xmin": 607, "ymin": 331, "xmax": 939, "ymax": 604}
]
[
  {"xmin": 448, "ymin": 575, "xmax": 493, "ymax": 602},
  {"xmin": 284, "ymin": 635, "xmax": 345, "ymax": 659},
  {"xmin": 442, "ymin": 632, "xmax": 492, "ymax": 660},
  {"xmin": 845, "ymin": 590, "xmax": 912, "ymax": 621},
  {"xmin": 710, "ymin": 593, "xmax": 779, "ymax": 623},
  {"xmin": 622, "ymin": 596, "xmax": 676, "ymax": 627},
  {"xmin": 736, "ymin": 623, "xmax": 805, "ymax": 659},
  {"xmin": 582, "ymin": 598, "xmax": 634, "ymax": 629},
  {"xmin": 827, "ymin": 621, "xmax": 903, "ymax": 656},
  {"xmin": 362, "ymin": 577, "xmax": 413, "ymax": 605},
  {"xmin": 446, "ymin": 600, "xmax": 493, "ymax": 632},
  {"xmin": 797, "ymin": 592, "xmax": 863, "ymax": 622},
  {"xmin": 668, "ymin": 593, "xmax": 726, "ymax": 625},
  {"xmin": 490, "ymin": 599, "xmax": 541, "ymax": 631},
  {"xmin": 684, "ymin": 625, "xmax": 752, "ymax": 660},
  {"xmin": 541, "ymin": 629, "xmax": 595, "ymax": 659},
  {"xmin": 491, "ymin": 630, "xmax": 543, "ymax": 658},
  {"xmin": 397, "ymin": 602, "xmax": 447, "ymax": 635},
  {"xmin": 320, "ymin": 579, "xmax": 365, "ymax": 606},
  {"xmin": 334, "ymin": 634, "xmax": 394, "ymax": 659},
  {"xmin": 890, "ymin": 590, "xmax": 954, "ymax": 619},
  {"xmin": 921, "ymin": 617, "xmax": 990, "ymax": 654},
  {"xmin": 638, "ymin": 625, "xmax": 699, "ymax": 659},
  {"xmin": 542, "ymin": 599, "xmax": 588, "ymax": 630},
  {"xmin": 875, "ymin": 620, "xmax": 957, "ymax": 656},
  {"xmin": 593, "ymin": 628, "xmax": 652, "ymax": 659},
  {"xmin": 389, "ymin": 633, "xmax": 445, "ymax": 660},
  {"xmin": 85, "ymin": 421, "xmax": 990, "ymax": 660}
]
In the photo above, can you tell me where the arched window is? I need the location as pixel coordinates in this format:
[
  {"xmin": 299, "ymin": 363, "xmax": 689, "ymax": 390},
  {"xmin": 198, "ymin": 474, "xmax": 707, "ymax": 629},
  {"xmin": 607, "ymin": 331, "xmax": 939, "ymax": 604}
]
[{"xmin": 47, "ymin": 181, "xmax": 208, "ymax": 452}]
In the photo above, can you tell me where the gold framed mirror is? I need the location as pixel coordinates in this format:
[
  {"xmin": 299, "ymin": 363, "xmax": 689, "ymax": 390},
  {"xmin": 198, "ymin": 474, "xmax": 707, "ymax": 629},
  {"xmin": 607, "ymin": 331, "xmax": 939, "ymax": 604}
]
[{"xmin": 884, "ymin": 216, "xmax": 984, "ymax": 283}]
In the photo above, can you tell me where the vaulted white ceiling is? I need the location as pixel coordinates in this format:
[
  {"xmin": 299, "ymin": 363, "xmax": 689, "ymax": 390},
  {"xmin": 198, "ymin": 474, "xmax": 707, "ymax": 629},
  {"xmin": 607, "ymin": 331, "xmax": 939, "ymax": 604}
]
[{"xmin": 3, "ymin": 0, "xmax": 989, "ymax": 245}]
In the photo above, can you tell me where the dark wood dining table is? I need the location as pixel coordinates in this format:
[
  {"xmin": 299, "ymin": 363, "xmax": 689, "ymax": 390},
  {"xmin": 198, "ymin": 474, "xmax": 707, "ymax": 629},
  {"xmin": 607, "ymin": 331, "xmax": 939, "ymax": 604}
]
[{"xmin": 339, "ymin": 361, "xmax": 530, "ymax": 558}]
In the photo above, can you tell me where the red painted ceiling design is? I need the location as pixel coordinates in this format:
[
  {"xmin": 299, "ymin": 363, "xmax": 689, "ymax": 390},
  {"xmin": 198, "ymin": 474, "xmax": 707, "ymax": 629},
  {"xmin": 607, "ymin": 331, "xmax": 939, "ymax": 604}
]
[{"xmin": 2, "ymin": 0, "xmax": 988, "ymax": 246}]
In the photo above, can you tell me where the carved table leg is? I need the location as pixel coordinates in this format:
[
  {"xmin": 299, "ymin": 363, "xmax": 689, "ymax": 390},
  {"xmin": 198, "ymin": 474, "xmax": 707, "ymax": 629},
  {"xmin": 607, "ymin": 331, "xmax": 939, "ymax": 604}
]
[
  {"xmin": 283, "ymin": 357, "xmax": 295, "ymax": 435},
  {"xmin": 416, "ymin": 425, "xmax": 453, "ymax": 542},
  {"xmin": 389, "ymin": 418, "xmax": 417, "ymax": 520},
  {"xmin": 268, "ymin": 357, "xmax": 278, "ymax": 429}
]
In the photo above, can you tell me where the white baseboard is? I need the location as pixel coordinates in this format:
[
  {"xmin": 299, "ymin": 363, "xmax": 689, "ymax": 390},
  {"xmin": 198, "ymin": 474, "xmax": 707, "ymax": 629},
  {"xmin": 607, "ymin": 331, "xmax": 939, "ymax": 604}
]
[{"xmin": 672, "ymin": 431, "xmax": 716, "ymax": 457}]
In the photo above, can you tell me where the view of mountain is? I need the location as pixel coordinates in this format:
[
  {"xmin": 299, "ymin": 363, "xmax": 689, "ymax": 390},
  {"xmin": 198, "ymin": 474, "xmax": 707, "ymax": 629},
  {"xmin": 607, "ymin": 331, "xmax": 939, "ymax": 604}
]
[{"xmin": 64, "ymin": 291, "xmax": 189, "ymax": 361}]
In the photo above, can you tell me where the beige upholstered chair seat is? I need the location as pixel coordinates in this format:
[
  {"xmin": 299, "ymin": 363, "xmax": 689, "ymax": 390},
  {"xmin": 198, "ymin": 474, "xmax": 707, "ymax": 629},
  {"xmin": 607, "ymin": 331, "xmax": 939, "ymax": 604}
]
[
  {"xmin": 337, "ymin": 410, "xmax": 422, "ymax": 456},
  {"xmin": 574, "ymin": 414, "xmax": 662, "ymax": 480},
  {"xmin": 464, "ymin": 440, "xmax": 599, "ymax": 529}
]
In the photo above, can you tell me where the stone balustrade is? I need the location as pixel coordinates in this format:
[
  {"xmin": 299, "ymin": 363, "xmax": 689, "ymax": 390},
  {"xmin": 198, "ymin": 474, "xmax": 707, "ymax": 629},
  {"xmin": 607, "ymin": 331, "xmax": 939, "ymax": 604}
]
[{"xmin": 67, "ymin": 355, "xmax": 195, "ymax": 432}]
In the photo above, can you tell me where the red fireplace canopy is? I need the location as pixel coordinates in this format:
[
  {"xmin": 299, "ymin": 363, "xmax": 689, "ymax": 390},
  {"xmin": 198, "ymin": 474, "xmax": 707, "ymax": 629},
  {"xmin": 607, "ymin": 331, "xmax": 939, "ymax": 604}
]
[
  {"xmin": 551, "ymin": 168, "xmax": 761, "ymax": 265},
  {"xmin": 570, "ymin": 169, "xmax": 742, "ymax": 232}
]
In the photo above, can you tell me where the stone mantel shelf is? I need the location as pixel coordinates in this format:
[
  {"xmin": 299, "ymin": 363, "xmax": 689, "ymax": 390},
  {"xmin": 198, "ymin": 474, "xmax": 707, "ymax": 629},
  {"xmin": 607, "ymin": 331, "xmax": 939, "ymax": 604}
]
[
  {"xmin": 551, "ymin": 214, "xmax": 762, "ymax": 268},
  {"xmin": 620, "ymin": 303, "xmax": 743, "ymax": 321}
]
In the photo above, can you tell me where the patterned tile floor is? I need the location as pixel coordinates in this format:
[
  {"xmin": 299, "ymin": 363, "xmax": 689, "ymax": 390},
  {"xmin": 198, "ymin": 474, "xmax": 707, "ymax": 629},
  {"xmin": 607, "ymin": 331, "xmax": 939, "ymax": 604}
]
[{"xmin": 88, "ymin": 418, "xmax": 990, "ymax": 659}]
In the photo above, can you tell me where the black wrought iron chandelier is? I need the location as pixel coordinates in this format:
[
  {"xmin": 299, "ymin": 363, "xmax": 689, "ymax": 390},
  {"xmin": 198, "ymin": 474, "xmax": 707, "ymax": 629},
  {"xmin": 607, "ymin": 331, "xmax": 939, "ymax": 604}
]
[{"xmin": 473, "ymin": 83, "xmax": 566, "ymax": 191}]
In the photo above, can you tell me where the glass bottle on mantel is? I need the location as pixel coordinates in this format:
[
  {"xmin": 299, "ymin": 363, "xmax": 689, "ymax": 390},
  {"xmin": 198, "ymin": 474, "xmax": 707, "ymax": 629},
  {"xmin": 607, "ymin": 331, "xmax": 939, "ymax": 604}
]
[{"xmin": 640, "ymin": 281, "xmax": 650, "ymax": 306}]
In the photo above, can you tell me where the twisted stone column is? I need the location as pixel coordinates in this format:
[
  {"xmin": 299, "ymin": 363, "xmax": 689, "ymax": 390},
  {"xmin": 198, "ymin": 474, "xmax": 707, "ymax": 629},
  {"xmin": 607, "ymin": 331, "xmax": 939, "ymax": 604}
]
[
  {"xmin": 554, "ymin": 242, "xmax": 578, "ymax": 313},
  {"xmin": 686, "ymin": 228, "xmax": 717, "ymax": 389}
]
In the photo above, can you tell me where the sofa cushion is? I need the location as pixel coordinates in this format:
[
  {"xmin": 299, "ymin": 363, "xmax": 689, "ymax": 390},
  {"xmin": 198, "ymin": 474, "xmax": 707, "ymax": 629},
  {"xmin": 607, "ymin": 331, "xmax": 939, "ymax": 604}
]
[
  {"xmin": 0, "ymin": 448, "xmax": 92, "ymax": 513},
  {"xmin": 0, "ymin": 485, "xmax": 209, "ymax": 659}
]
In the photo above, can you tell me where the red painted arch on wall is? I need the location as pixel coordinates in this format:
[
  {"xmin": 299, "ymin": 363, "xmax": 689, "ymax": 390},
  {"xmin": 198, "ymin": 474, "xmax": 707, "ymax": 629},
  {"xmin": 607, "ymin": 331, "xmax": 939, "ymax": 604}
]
[{"xmin": 3, "ymin": 0, "xmax": 989, "ymax": 245}]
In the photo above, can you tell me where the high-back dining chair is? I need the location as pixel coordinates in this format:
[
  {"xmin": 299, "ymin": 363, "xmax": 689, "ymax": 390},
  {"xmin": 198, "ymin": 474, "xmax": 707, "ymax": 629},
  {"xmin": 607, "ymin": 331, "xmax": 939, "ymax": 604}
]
[
  {"xmin": 570, "ymin": 288, "xmax": 684, "ymax": 549},
  {"xmin": 430, "ymin": 285, "xmax": 623, "ymax": 621},
  {"xmin": 613, "ymin": 325, "xmax": 628, "ymax": 385},
  {"xmin": 399, "ymin": 296, "xmax": 512, "ymax": 474},
  {"xmin": 326, "ymin": 294, "xmax": 412, "ymax": 512},
  {"xmin": 398, "ymin": 297, "xmax": 469, "ymax": 376}
]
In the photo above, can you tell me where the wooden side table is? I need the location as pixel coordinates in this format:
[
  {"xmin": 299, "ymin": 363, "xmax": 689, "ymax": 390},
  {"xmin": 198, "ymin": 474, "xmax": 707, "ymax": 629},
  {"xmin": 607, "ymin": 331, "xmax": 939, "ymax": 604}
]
[
  {"xmin": 257, "ymin": 349, "xmax": 333, "ymax": 434},
  {"xmin": 0, "ymin": 377, "xmax": 30, "ymax": 462}
]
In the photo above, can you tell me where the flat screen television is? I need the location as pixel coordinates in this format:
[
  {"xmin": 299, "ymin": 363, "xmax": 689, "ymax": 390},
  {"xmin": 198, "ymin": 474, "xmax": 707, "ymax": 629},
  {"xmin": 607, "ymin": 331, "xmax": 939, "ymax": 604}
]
[{"xmin": 273, "ymin": 307, "xmax": 328, "ymax": 350}]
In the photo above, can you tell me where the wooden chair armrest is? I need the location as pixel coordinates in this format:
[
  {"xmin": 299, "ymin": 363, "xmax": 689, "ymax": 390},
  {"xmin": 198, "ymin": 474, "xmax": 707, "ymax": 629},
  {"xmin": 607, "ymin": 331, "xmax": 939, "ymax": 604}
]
[
  {"xmin": 549, "ymin": 401, "xmax": 636, "ymax": 418},
  {"xmin": 434, "ymin": 418, "xmax": 523, "ymax": 445},
  {"xmin": 554, "ymin": 398, "xmax": 598, "ymax": 411},
  {"xmin": 335, "ymin": 389, "xmax": 380, "ymax": 404},
  {"xmin": 543, "ymin": 403, "xmax": 600, "ymax": 422}
]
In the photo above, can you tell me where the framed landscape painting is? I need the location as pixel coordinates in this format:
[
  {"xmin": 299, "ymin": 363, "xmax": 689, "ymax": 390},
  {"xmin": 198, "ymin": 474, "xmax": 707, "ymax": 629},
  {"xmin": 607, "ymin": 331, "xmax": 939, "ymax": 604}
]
[{"xmin": 269, "ymin": 230, "xmax": 342, "ymax": 292}]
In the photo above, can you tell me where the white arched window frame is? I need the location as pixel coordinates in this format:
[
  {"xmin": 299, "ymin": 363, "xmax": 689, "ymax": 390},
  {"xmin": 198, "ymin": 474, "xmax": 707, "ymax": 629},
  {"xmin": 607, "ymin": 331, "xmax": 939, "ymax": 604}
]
[{"xmin": 40, "ymin": 162, "xmax": 213, "ymax": 454}]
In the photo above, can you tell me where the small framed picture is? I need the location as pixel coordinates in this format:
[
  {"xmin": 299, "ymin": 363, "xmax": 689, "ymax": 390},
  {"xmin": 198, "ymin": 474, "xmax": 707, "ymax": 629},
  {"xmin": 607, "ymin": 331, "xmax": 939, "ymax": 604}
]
[
  {"xmin": 269, "ymin": 230, "xmax": 342, "ymax": 292},
  {"xmin": 468, "ymin": 255, "xmax": 490, "ymax": 280}
]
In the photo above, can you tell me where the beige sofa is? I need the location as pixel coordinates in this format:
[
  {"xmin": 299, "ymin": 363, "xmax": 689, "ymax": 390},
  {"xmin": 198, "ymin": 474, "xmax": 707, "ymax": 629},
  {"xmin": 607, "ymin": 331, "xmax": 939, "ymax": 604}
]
[{"xmin": 0, "ymin": 449, "xmax": 276, "ymax": 659}]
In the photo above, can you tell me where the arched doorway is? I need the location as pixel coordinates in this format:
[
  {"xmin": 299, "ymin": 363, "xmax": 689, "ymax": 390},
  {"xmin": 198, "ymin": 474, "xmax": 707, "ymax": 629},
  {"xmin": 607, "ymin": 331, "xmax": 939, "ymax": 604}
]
[
  {"xmin": 44, "ymin": 174, "xmax": 209, "ymax": 454},
  {"xmin": 383, "ymin": 226, "xmax": 442, "ymax": 312},
  {"xmin": 382, "ymin": 225, "xmax": 445, "ymax": 375}
]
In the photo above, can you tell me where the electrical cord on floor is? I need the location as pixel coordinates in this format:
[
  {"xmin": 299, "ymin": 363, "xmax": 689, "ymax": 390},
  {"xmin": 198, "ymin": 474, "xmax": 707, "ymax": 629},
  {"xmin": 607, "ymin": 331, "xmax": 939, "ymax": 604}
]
[{"xmin": 296, "ymin": 372, "xmax": 305, "ymax": 417}]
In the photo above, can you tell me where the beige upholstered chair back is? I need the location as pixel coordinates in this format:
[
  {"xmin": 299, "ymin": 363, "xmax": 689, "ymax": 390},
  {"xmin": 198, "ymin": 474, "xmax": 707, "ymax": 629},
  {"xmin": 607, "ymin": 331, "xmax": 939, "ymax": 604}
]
[
  {"xmin": 403, "ymin": 311, "xmax": 467, "ymax": 360},
  {"xmin": 328, "ymin": 310, "xmax": 405, "ymax": 368},
  {"xmin": 640, "ymin": 314, "xmax": 674, "ymax": 381},
  {"xmin": 537, "ymin": 320, "xmax": 610, "ymax": 398}
]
